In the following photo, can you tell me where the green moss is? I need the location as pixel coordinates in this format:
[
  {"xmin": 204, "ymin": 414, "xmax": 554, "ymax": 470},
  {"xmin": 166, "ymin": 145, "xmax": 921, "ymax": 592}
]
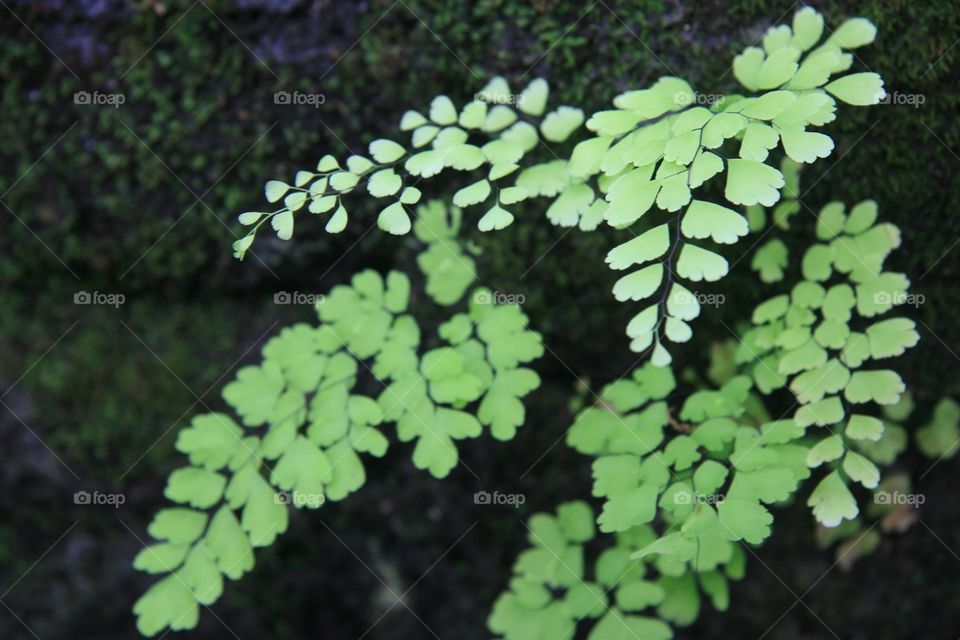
[{"xmin": 0, "ymin": 285, "xmax": 309, "ymax": 482}]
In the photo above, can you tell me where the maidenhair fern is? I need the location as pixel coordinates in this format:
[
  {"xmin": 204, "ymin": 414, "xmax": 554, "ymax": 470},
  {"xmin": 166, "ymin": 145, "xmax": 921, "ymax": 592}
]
[
  {"xmin": 234, "ymin": 5, "xmax": 884, "ymax": 365},
  {"xmin": 133, "ymin": 222, "xmax": 542, "ymax": 635},
  {"xmin": 132, "ymin": 6, "xmax": 942, "ymax": 639},
  {"xmin": 489, "ymin": 186, "xmax": 924, "ymax": 637}
]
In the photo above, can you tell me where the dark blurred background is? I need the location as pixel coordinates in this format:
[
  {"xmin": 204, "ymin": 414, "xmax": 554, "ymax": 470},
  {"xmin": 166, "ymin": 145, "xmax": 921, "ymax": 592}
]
[{"xmin": 1, "ymin": 0, "xmax": 958, "ymax": 638}]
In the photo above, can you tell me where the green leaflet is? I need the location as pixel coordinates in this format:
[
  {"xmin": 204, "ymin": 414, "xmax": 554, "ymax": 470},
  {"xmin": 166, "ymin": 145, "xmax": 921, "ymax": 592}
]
[
  {"xmin": 681, "ymin": 200, "xmax": 748, "ymax": 244},
  {"xmin": 752, "ymin": 239, "xmax": 788, "ymax": 282},
  {"xmin": 136, "ymin": 266, "xmax": 543, "ymax": 635},
  {"xmin": 826, "ymin": 73, "xmax": 886, "ymax": 106},
  {"xmin": 541, "ymin": 106, "xmax": 586, "ymax": 142},
  {"xmin": 807, "ymin": 471, "xmax": 859, "ymax": 527},
  {"xmin": 725, "ymin": 160, "xmax": 784, "ymax": 207}
]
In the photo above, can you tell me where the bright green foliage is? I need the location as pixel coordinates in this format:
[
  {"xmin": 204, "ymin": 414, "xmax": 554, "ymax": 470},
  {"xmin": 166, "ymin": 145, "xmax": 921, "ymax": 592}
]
[
  {"xmin": 736, "ymin": 198, "xmax": 915, "ymax": 530},
  {"xmin": 492, "ymin": 196, "xmax": 918, "ymax": 638},
  {"xmin": 414, "ymin": 200, "xmax": 479, "ymax": 305},
  {"xmin": 489, "ymin": 502, "xmax": 687, "ymax": 640},
  {"xmin": 380, "ymin": 288, "xmax": 542, "ymax": 476},
  {"xmin": 232, "ymin": 75, "xmax": 584, "ymax": 256},
  {"xmin": 136, "ymin": 7, "xmax": 929, "ymax": 640},
  {"xmin": 539, "ymin": 359, "xmax": 808, "ymax": 637},
  {"xmin": 134, "ymin": 265, "xmax": 542, "ymax": 635},
  {"xmin": 558, "ymin": 6, "xmax": 882, "ymax": 361},
  {"xmin": 232, "ymin": 5, "xmax": 884, "ymax": 369},
  {"xmin": 489, "ymin": 501, "xmax": 744, "ymax": 639}
]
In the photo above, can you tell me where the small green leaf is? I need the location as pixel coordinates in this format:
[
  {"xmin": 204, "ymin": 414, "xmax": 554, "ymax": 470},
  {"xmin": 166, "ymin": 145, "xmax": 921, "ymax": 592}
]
[
  {"xmin": 865, "ymin": 318, "xmax": 919, "ymax": 359},
  {"xmin": 676, "ymin": 244, "xmax": 729, "ymax": 282},
  {"xmin": 825, "ymin": 73, "xmax": 885, "ymax": 106},
  {"xmin": 453, "ymin": 179, "xmax": 492, "ymax": 207},
  {"xmin": 377, "ymin": 202, "xmax": 411, "ymax": 235},
  {"xmin": 795, "ymin": 396, "xmax": 844, "ymax": 427},
  {"xmin": 540, "ymin": 106, "xmax": 585, "ymax": 142},
  {"xmin": 807, "ymin": 470, "xmax": 858, "ymax": 527},
  {"xmin": 845, "ymin": 414, "xmax": 884, "ymax": 441},
  {"xmin": 368, "ymin": 139, "xmax": 406, "ymax": 163},
  {"xmin": 404, "ymin": 150, "xmax": 444, "ymax": 178},
  {"xmin": 518, "ymin": 78, "xmax": 549, "ymax": 116},
  {"xmin": 791, "ymin": 7, "xmax": 824, "ymax": 51},
  {"xmin": 612, "ymin": 264, "xmax": 664, "ymax": 302},
  {"xmin": 271, "ymin": 210, "xmax": 294, "ymax": 240},
  {"xmin": 326, "ymin": 205, "xmax": 348, "ymax": 233},
  {"xmin": 478, "ymin": 205, "xmax": 515, "ymax": 232},
  {"xmin": 806, "ymin": 434, "xmax": 844, "ymax": 467},
  {"xmin": 148, "ymin": 509, "xmax": 208, "ymax": 546},
  {"xmin": 367, "ymin": 169, "xmax": 402, "ymax": 197},
  {"xmin": 165, "ymin": 467, "xmax": 226, "ymax": 509},
  {"xmin": 681, "ymin": 200, "xmax": 749, "ymax": 244},
  {"xmin": 717, "ymin": 499, "xmax": 773, "ymax": 544},
  {"xmin": 400, "ymin": 110, "xmax": 427, "ymax": 130},
  {"xmin": 176, "ymin": 413, "xmax": 243, "ymax": 470},
  {"xmin": 429, "ymin": 95, "xmax": 458, "ymax": 124},
  {"xmin": 842, "ymin": 451, "xmax": 879, "ymax": 488},
  {"xmin": 826, "ymin": 17, "xmax": 877, "ymax": 49},
  {"xmin": 400, "ymin": 187, "xmax": 422, "ymax": 205},
  {"xmin": 605, "ymin": 224, "xmax": 670, "ymax": 270},
  {"xmin": 780, "ymin": 127, "xmax": 834, "ymax": 163},
  {"xmin": 845, "ymin": 370, "xmax": 905, "ymax": 405},
  {"xmin": 265, "ymin": 180, "xmax": 289, "ymax": 203},
  {"xmin": 133, "ymin": 575, "xmax": 199, "ymax": 636}
]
